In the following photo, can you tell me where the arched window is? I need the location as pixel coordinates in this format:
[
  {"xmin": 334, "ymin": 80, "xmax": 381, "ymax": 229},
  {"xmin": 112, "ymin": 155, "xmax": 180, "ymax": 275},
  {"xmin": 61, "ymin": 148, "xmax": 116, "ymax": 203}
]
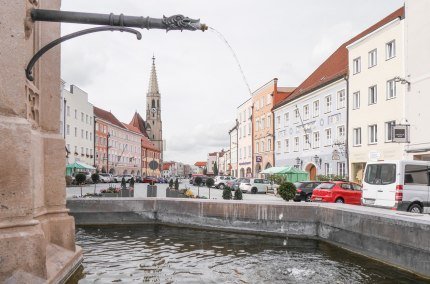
[
  {"xmin": 153, "ymin": 134, "xmax": 155, "ymax": 139},
  {"xmin": 157, "ymin": 100, "xmax": 160, "ymax": 108},
  {"xmin": 151, "ymin": 99, "xmax": 155, "ymax": 108}
]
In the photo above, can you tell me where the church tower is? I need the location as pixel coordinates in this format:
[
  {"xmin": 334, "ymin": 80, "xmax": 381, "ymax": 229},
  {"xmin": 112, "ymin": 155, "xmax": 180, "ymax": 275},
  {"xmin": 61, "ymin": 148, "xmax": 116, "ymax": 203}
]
[{"xmin": 146, "ymin": 56, "xmax": 163, "ymax": 160}]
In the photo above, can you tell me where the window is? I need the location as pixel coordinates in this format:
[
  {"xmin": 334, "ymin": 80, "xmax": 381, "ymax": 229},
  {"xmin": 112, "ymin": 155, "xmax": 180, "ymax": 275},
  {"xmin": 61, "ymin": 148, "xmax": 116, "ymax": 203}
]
[
  {"xmin": 324, "ymin": 163, "xmax": 330, "ymax": 175},
  {"xmin": 368, "ymin": 124, "xmax": 378, "ymax": 144},
  {"xmin": 385, "ymin": 121, "xmax": 396, "ymax": 142},
  {"xmin": 267, "ymin": 115, "xmax": 271, "ymax": 128},
  {"xmin": 81, "ymin": 129, "xmax": 84, "ymax": 138},
  {"xmin": 313, "ymin": 132, "xmax": 320, "ymax": 148},
  {"xmin": 256, "ymin": 142, "xmax": 259, "ymax": 153},
  {"xmin": 337, "ymin": 162, "xmax": 346, "ymax": 177},
  {"xmin": 285, "ymin": 112, "xmax": 290, "ymax": 125},
  {"xmin": 248, "ymin": 123, "xmax": 251, "ymax": 135},
  {"xmin": 364, "ymin": 164, "xmax": 396, "ymax": 185},
  {"xmin": 285, "ymin": 139, "xmax": 289, "ymax": 153},
  {"xmin": 74, "ymin": 109, "xmax": 77, "ymax": 119},
  {"xmin": 276, "ymin": 116, "xmax": 280, "ymax": 128},
  {"xmin": 261, "ymin": 141, "xmax": 265, "ymax": 152},
  {"xmin": 304, "ymin": 134, "xmax": 310, "ymax": 150},
  {"xmin": 325, "ymin": 95, "xmax": 332, "ymax": 113},
  {"xmin": 74, "ymin": 127, "xmax": 77, "ymax": 137},
  {"xmin": 353, "ymin": 57, "xmax": 361, "ymax": 74},
  {"xmin": 313, "ymin": 101, "xmax": 319, "ymax": 117},
  {"xmin": 337, "ymin": 90, "xmax": 346, "ymax": 109},
  {"xmin": 267, "ymin": 139, "xmax": 271, "ymax": 151},
  {"xmin": 256, "ymin": 119, "xmax": 260, "ymax": 131},
  {"xmin": 85, "ymin": 131, "xmax": 88, "ymax": 139},
  {"xmin": 325, "ymin": 128, "xmax": 332, "ymax": 146},
  {"xmin": 277, "ymin": 141, "xmax": 281, "ymax": 152},
  {"xmin": 369, "ymin": 85, "xmax": 377, "ymax": 105},
  {"xmin": 66, "ymin": 124, "xmax": 70, "ymax": 135},
  {"xmin": 353, "ymin": 92, "xmax": 360, "ymax": 109},
  {"xmin": 261, "ymin": 118, "xmax": 265, "ymax": 130},
  {"xmin": 67, "ymin": 106, "xmax": 70, "ymax": 116},
  {"xmin": 81, "ymin": 112, "xmax": 84, "ymax": 122},
  {"xmin": 386, "ymin": 79, "xmax": 396, "ymax": 99},
  {"xmin": 368, "ymin": 49, "xmax": 377, "ymax": 68},
  {"xmin": 248, "ymin": 146, "xmax": 251, "ymax": 157},
  {"xmin": 303, "ymin": 105, "xmax": 309, "ymax": 120},
  {"xmin": 405, "ymin": 165, "xmax": 429, "ymax": 185},
  {"xmin": 86, "ymin": 114, "xmax": 89, "ymax": 124},
  {"xmin": 294, "ymin": 109, "xmax": 300, "ymax": 123},
  {"xmin": 386, "ymin": 40, "xmax": 396, "ymax": 60},
  {"xmin": 81, "ymin": 147, "xmax": 84, "ymax": 155},
  {"xmin": 294, "ymin": 137, "xmax": 299, "ymax": 152},
  {"xmin": 353, "ymin": 128, "xmax": 362, "ymax": 146},
  {"xmin": 337, "ymin": 125, "xmax": 345, "ymax": 140}
]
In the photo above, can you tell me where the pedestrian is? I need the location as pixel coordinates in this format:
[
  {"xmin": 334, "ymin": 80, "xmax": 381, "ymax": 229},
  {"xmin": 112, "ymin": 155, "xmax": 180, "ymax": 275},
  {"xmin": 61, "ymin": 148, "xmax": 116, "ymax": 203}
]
[
  {"xmin": 121, "ymin": 176, "xmax": 126, "ymax": 190},
  {"xmin": 129, "ymin": 176, "xmax": 135, "ymax": 189}
]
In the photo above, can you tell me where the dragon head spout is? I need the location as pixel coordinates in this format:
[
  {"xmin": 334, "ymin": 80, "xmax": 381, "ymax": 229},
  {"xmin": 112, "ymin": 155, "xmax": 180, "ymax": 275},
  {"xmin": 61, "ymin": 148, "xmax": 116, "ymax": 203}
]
[{"xmin": 162, "ymin": 15, "xmax": 207, "ymax": 32}]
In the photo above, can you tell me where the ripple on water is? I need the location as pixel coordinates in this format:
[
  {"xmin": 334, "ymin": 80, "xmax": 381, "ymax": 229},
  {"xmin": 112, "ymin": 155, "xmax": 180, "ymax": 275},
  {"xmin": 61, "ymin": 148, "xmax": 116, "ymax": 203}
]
[{"xmin": 70, "ymin": 225, "xmax": 429, "ymax": 284}]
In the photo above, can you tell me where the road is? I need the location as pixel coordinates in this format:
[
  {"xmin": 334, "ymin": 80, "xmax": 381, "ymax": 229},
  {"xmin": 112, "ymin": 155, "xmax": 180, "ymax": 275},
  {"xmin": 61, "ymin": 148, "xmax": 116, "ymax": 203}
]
[{"xmin": 67, "ymin": 179, "xmax": 283, "ymax": 202}]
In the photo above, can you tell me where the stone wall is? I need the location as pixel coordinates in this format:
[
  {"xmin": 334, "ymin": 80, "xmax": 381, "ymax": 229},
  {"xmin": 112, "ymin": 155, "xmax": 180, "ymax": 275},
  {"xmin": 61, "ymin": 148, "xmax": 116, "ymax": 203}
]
[
  {"xmin": 67, "ymin": 198, "xmax": 430, "ymax": 278},
  {"xmin": 0, "ymin": 1, "xmax": 82, "ymax": 282}
]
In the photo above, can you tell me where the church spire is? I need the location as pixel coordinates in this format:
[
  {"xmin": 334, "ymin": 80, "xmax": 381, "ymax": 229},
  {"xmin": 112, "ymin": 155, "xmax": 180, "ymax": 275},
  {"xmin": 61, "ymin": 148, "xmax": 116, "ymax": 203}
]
[{"xmin": 148, "ymin": 55, "xmax": 159, "ymax": 95}]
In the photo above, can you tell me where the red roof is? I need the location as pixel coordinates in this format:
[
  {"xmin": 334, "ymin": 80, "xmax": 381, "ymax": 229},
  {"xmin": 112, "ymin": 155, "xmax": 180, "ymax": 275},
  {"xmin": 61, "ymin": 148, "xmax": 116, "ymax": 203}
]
[
  {"xmin": 94, "ymin": 106, "xmax": 126, "ymax": 129},
  {"xmin": 194, "ymin": 161, "xmax": 206, "ymax": 167},
  {"xmin": 275, "ymin": 7, "xmax": 404, "ymax": 109},
  {"xmin": 129, "ymin": 112, "xmax": 149, "ymax": 138},
  {"xmin": 123, "ymin": 123, "xmax": 144, "ymax": 135},
  {"xmin": 142, "ymin": 136, "xmax": 159, "ymax": 151},
  {"xmin": 162, "ymin": 162, "xmax": 174, "ymax": 171},
  {"xmin": 273, "ymin": 90, "xmax": 295, "ymax": 108}
]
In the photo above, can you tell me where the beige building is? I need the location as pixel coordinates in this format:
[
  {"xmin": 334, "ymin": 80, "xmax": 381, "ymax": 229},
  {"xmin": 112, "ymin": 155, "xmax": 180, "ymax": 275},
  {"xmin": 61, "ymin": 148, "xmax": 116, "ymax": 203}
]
[
  {"xmin": 347, "ymin": 8, "xmax": 406, "ymax": 182},
  {"xmin": 252, "ymin": 79, "xmax": 278, "ymax": 176},
  {"xmin": 0, "ymin": 1, "xmax": 82, "ymax": 281}
]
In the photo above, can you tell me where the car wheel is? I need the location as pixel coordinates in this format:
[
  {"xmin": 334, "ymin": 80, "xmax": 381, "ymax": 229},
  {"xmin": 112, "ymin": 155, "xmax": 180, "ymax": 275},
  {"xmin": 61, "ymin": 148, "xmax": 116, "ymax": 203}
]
[
  {"xmin": 335, "ymin": 198, "xmax": 344, "ymax": 204},
  {"xmin": 305, "ymin": 194, "xmax": 312, "ymax": 202},
  {"xmin": 251, "ymin": 187, "xmax": 258, "ymax": 194},
  {"xmin": 219, "ymin": 184, "xmax": 225, "ymax": 190},
  {"xmin": 408, "ymin": 203, "xmax": 423, "ymax": 214}
]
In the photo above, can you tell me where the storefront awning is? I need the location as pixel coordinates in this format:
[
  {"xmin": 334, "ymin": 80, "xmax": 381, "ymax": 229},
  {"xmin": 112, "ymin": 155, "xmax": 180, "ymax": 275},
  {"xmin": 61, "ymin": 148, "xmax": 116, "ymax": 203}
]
[{"xmin": 66, "ymin": 161, "xmax": 95, "ymax": 170}]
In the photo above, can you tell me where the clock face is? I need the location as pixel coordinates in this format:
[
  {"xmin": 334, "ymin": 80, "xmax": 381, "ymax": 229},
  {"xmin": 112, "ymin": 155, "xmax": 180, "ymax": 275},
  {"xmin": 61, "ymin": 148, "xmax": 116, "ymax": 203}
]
[{"xmin": 151, "ymin": 108, "xmax": 157, "ymax": 113}]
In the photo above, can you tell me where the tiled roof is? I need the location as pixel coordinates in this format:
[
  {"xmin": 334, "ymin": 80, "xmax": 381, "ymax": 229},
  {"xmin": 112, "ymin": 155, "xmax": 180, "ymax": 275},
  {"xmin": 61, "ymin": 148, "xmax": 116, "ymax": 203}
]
[
  {"xmin": 273, "ymin": 88, "xmax": 295, "ymax": 108},
  {"xmin": 142, "ymin": 136, "xmax": 159, "ymax": 151},
  {"xmin": 162, "ymin": 163, "xmax": 172, "ymax": 171},
  {"xmin": 123, "ymin": 123, "xmax": 144, "ymax": 135},
  {"xmin": 194, "ymin": 161, "xmax": 206, "ymax": 167},
  {"xmin": 274, "ymin": 6, "xmax": 404, "ymax": 109},
  {"xmin": 129, "ymin": 112, "xmax": 149, "ymax": 138},
  {"xmin": 94, "ymin": 106, "xmax": 126, "ymax": 129}
]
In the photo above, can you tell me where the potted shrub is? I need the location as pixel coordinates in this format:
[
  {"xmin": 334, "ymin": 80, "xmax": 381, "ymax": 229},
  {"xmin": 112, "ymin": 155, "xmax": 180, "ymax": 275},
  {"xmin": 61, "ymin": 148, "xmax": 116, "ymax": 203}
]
[
  {"xmin": 206, "ymin": 178, "xmax": 214, "ymax": 199},
  {"xmin": 91, "ymin": 173, "xmax": 99, "ymax": 194},
  {"xmin": 75, "ymin": 173, "xmax": 86, "ymax": 197},
  {"xmin": 234, "ymin": 188, "xmax": 243, "ymax": 200},
  {"xmin": 278, "ymin": 182, "xmax": 296, "ymax": 201},
  {"xmin": 194, "ymin": 176, "xmax": 203, "ymax": 197},
  {"xmin": 222, "ymin": 187, "xmax": 232, "ymax": 200}
]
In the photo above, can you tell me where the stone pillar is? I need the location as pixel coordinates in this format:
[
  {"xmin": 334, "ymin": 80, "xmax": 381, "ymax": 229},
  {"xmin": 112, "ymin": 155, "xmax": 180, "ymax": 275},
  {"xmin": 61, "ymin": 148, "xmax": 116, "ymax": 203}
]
[{"xmin": 0, "ymin": 0, "xmax": 82, "ymax": 282}]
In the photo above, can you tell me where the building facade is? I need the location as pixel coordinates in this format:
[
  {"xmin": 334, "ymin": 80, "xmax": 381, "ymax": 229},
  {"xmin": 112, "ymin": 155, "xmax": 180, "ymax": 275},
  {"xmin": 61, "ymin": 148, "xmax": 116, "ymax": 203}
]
[
  {"xmin": 404, "ymin": 1, "xmax": 430, "ymax": 160},
  {"xmin": 348, "ymin": 8, "xmax": 405, "ymax": 182},
  {"xmin": 141, "ymin": 135, "xmax": 161, "ymax": 177},
  {"xmin": 252, "ymin": 79, "xmax": 277, "ymax": 177},
  {"xmin": 237, "ymin": 98, "xmax": 253, "ymax": 177},
  {"xmin": 63, "ymin": 84, "xmax": 95, "ymax": 166},
  {"xmin": 229, "ymin": 124, "xmax": 238, "ymax": 177},
  {"xmin": 94, "ymin": 107, "xmax": 142, "ymax": 176},
  {"xmin": 206, "ymin": 152, "xmax": 218, "ymax": 175},
  {"xmin": 274, "ymin": 78, "xmax": 348, "ymax": 180}
]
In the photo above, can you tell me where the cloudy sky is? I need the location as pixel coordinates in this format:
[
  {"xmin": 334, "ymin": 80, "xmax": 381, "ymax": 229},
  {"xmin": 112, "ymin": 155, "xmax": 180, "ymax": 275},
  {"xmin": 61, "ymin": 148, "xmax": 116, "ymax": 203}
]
[{"xmin": 61, "ymin": 0, "xmax": 404, "ymax": 164}]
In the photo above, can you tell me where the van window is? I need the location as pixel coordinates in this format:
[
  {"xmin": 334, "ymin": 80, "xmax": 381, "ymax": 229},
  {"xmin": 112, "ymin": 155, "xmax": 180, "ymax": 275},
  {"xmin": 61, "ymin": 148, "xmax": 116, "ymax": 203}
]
[
  {"xmin": 317, "ymin": 183, "xmax": 335, "ymax": 190},
  {"xmin": 405, "ymin": 165, "xmax": 429, "ymax": 185},
  {"xmin": 365, "ymin": 164, "xmax": 396, "ymax": 185}
]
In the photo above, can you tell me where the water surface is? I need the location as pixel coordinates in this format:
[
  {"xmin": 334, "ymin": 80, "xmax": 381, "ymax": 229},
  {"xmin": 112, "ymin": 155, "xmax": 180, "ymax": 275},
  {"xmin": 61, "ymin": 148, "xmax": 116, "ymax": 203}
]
[{"xmin": 70, "ymin": 225, "xmax": 427, "ymax": 283}]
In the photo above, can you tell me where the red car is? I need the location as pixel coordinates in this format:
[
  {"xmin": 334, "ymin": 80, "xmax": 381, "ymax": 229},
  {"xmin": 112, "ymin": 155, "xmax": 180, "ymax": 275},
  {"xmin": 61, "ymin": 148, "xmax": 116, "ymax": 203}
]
[
  {"xmin": 142, "ymin": 176, "xmax": 158, "ymax": 184},
  {"xmin": 311, "ymin": 181, "xmax": 362, "ymax": 205}
]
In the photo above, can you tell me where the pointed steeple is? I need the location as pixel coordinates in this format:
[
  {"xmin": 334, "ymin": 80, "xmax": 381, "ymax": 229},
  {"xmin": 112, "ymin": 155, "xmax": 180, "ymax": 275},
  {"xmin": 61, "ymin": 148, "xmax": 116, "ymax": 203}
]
[{"xmin": 148, "ymin": 55, "xmax": 159, "ymax": 95}]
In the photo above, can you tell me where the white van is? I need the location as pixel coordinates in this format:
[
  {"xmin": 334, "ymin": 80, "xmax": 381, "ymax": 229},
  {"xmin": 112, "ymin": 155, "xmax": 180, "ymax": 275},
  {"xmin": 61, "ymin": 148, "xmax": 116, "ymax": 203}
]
[{"xmin": 362, "ymin": 160, "xmax": 430, "ymax": 213}]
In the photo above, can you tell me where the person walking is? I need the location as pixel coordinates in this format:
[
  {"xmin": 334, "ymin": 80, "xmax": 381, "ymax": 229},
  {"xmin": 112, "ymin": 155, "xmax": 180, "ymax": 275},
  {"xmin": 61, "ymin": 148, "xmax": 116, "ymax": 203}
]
[{"xmin": 129, "ymin": 176, "xmax": 135, "ymax": 189}]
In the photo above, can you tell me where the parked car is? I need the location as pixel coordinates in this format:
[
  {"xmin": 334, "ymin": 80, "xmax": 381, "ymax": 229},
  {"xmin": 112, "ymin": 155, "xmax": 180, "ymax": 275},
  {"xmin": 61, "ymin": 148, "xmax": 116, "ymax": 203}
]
[
  {"xmin": 266, "ymin": 182, "xmax": 280, "ymax": 194},
  {"xmin": 240, "ymin": 178, "xmax": 272, "ymax": 194},
  {"xmin": 135, "ymin": 176, "xmax": 142, "ymax": 183},
  {"xmin": 214, "ymin": 176, "xmax": 234, "ymax": 189},
  {"xmin": 311, "ymin": 181, "xmax": 362, "ymax": 204},
  {"xmin": 99, "ymin": 173, "xmax": 113, "ymax": 183},
  {"xmin": 190, "ymin": 175, "xmax": 208, "ymax": 185},
  {"xmin": 142, "ymin": 176, "xmax": 158, "ymax": 184},
  {"xmin": 226, "ymin": 178, "xmax": 238, "ymax": 190},
  {"xmin": 158, "ymin": 177, "xmax": 168, "ymax": 183},
  {"xmin": 362, "ymin": 160, "xmax": 430, "ymax": 213},
  {"xmin": 293, "ymin": 181, "xmax": 323, "ymax": 202}
]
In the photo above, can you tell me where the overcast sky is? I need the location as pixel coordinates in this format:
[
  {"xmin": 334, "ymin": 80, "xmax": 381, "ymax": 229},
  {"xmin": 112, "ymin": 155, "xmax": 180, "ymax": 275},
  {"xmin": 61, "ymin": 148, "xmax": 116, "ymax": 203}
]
[{"xmin": 61, "ymin": 0, "xmax": 404, "ymax": 164}]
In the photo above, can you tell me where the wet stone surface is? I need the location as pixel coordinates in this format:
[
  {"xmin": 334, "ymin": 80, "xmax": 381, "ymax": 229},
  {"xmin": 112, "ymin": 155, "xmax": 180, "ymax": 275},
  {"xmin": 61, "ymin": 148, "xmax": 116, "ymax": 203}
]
[{"xmin": 70, "ymin": 225, "xmax": 428, "ymax": 283}]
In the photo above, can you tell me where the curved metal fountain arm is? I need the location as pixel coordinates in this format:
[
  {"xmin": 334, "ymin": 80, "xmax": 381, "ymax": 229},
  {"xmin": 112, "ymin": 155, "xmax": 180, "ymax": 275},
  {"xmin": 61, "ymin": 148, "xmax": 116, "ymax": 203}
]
[{"xmin": 25, "ymin": 26, "xmax": 142, "ymax": 81}]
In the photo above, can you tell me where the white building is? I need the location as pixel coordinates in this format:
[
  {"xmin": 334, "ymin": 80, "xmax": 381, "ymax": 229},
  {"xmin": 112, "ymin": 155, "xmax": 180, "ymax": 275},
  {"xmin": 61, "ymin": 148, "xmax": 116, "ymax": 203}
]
[
  {"xmin": 348, "ymin": 8, "xmax": 406, "ymax": 182},
  {"xmin": 206, "ymin": 152, "xmax": 218, "ymax": 175},
  {"xmin": 64, "ymin": 84, "xmax": 94, "ymax": 166},
  {"xmin": 237, "ymin": 98, "xmax": 253, "ymax": 177},
  {"xmin": 228, "ymin": 123, "xmax": 238, "ymax": 177},
  {"xmin": 404, "ymin": 1, "xmax": 430, "ymax": 160},
  {"xmin": 274, "ymin": 71, "xmax": 348, "ymax": 179}
]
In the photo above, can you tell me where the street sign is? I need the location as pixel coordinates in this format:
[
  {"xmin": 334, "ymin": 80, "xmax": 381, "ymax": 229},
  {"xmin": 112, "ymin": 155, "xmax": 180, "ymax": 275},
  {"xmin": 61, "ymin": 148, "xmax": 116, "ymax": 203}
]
[
  {"xmin": 256, "ymin": 156, "xmax": 262, "ymax": 163},
  {"xmin": 149, "ymin": 160, "xmax": 159, "ymax": 170},
  {"xmin": 392, "ymin": 125, "xmax": 409, "ymax": 143}
]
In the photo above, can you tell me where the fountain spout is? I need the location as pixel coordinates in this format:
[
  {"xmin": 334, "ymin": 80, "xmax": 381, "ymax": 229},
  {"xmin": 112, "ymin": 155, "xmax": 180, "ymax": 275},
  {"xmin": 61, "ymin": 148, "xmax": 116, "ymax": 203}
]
[{"xmin": 30, "ymin": 9, "xmax": 208, "ymax": 32}]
